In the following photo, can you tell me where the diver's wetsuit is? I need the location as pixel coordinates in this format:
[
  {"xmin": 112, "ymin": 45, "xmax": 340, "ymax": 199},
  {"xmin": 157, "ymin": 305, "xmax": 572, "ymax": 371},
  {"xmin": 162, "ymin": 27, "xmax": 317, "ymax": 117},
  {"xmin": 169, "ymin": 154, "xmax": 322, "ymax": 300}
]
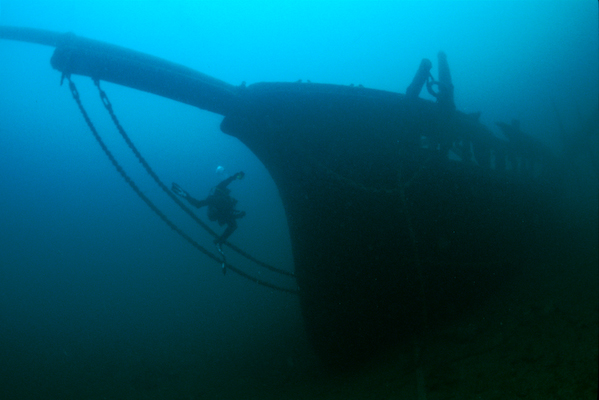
[{"xmin": 177, "ymin": 172, "xmax": 245, "ymax": 244}]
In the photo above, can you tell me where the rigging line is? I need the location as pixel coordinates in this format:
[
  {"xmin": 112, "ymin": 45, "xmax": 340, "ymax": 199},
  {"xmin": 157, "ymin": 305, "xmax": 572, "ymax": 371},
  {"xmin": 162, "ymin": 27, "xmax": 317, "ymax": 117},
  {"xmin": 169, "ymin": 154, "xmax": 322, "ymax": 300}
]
[
  {"xmin": 66, "ymin": 77, "xmax": 298, "ymax": 295},
  {"xmin": 92, "ymin": 79, "xmax": 295, "ymax": 278}
]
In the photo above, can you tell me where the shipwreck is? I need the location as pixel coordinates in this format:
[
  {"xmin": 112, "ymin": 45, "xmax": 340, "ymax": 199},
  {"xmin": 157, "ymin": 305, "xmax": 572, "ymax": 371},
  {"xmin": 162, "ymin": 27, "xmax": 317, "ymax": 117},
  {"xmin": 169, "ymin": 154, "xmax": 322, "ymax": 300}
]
[{"xmin": 1, "ymin": 26, "xmax": 584, "ymax": 368}]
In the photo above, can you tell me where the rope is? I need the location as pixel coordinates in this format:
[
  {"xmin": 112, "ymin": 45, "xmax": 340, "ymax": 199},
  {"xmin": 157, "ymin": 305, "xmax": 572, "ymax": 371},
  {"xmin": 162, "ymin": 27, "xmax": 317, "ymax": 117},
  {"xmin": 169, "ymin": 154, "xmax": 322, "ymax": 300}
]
[
  {"xmin": 93, "ymin": 80, "xmax": 294, "ymax": 278},
  {"xmin": 66, "ymin": 77, "xmax": 298, "ymax": 295}
]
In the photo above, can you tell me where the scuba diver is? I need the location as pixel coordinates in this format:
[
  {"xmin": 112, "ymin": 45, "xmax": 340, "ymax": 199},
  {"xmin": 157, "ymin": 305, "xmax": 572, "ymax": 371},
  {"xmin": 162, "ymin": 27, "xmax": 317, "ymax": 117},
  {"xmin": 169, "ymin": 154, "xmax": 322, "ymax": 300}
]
[{"xmin": 172, "ymin": 171, "xmax": 246, "ymax": 246}]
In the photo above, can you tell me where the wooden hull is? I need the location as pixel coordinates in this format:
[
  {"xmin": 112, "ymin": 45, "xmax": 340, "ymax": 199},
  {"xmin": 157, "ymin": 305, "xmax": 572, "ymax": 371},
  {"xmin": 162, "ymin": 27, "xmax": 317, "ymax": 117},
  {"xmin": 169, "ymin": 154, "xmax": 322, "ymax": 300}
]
[{"xmin": 224, "ymin": 82, "xmax": 566, "ymax": 368}]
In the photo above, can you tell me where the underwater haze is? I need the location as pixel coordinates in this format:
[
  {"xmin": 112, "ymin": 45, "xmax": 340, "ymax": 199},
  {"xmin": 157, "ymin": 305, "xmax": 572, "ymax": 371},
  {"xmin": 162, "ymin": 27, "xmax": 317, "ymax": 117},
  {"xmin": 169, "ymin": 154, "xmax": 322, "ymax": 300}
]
[{"xmin": 1, "ymin": 1, "xmax": 597, "ymax": 399}]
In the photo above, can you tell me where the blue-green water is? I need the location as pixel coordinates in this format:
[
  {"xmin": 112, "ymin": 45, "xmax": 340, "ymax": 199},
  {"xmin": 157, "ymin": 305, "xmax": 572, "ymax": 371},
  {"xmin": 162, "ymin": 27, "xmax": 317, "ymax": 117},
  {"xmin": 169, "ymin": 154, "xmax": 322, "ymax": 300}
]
[{"xmin": 1, "ymin": 1, "xmax": 597, "ymax": 398}]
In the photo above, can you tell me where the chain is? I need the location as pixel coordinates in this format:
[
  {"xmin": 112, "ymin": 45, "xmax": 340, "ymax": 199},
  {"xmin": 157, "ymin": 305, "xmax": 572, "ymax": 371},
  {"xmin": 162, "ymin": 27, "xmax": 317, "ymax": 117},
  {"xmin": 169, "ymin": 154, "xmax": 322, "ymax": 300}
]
[
  {"xmin": 93, "ymin": 80, "xmax": 295, "ymax": 278},
  {"xmin": 67, "ymin": 76, "xmax": 297, "ymax": 295}
]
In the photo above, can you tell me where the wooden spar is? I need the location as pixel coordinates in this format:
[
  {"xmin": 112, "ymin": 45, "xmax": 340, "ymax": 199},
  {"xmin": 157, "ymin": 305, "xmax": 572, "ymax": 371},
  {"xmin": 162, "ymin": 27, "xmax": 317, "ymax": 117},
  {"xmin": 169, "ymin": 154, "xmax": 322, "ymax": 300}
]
[{"xmin": 1, "ymin": 25, "xmax": 241, "ymax": 116}]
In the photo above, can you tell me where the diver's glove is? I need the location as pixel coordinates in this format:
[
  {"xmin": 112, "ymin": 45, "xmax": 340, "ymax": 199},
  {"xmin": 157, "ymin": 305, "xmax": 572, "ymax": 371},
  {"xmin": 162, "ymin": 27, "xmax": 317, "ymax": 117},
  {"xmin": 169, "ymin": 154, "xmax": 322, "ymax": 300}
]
[
  {"xmin": 171, "ymin": 182, "xmax": 188, "ymax": 198},
  {"xmin": 235, "ymin": 171, "xmax": 245, "ymax": 180}
]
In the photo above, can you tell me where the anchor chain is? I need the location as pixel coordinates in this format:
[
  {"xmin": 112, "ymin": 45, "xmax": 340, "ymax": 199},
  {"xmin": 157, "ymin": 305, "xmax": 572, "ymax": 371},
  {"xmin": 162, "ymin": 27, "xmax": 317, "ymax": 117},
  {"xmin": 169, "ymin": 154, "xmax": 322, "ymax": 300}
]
[
  {"xmin": 66, "ymin": 76, "xmax": 298, "ymax": 295},
  {"xmin": 94, "ymin": 80, "xmax": 294, "ymax": 278}
]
